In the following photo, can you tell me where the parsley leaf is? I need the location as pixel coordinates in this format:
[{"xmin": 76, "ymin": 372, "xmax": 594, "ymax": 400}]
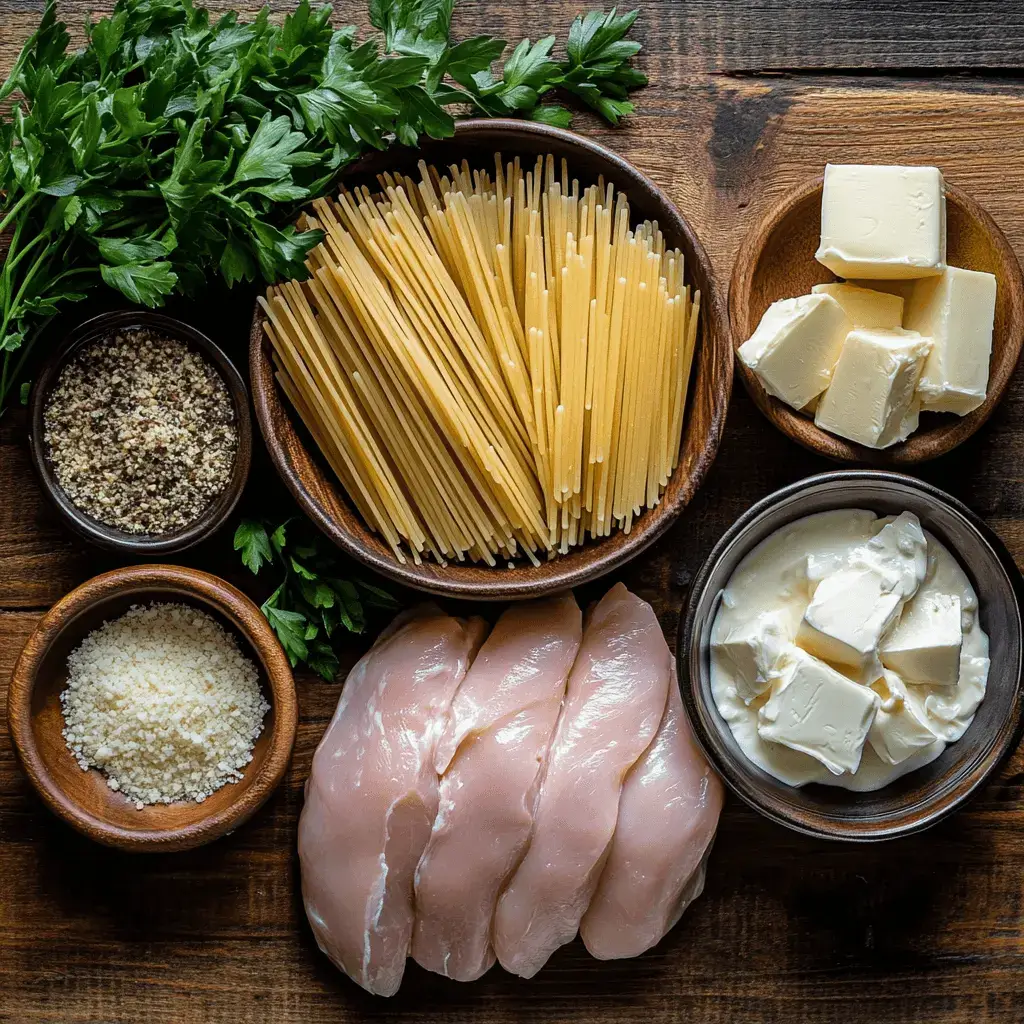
[
  {"xmin": 99, "ymin": 261, "xmax": 179, "ymax": 307},
  {"xmin": 234, "ymin": 519, "xmax": 274, "ymax": 574},
  {"xmin": 0, "ymin": 0, "xmax": 646, "ymax": 416},
  {"xmin": 236, "ymin": 517, "xmax": 399, "ymax": 680}
]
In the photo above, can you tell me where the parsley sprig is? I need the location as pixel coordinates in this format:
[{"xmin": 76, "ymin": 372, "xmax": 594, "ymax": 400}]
[
  {"xmin": 235, "ymin": 518, "xmax": 398, "ymax": 680},
  {"xmin": 0, "ymin": 0, "xmax": 646, "ymax": 414}
]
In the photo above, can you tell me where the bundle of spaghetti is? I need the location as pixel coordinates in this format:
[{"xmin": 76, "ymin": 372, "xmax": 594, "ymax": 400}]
[{"xmin": 261, "ymin": 153, "xmax": 701, "ymax": 565}]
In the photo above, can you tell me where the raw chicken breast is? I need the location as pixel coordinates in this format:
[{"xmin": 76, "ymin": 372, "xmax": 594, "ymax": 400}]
[
  {"xmin": 412, "ymin": 593, "xmax": 582, "ymax": 982},
  {"xmin": 580, "ymin": 669, "xmax": 724, "ymax": 959},
  {"xmin": 493, "ymin": 583, "xmax": 672, "ymax": 979},
  {"xmin": 298, "ymin": 608, "xmax": 486, "ymax": 997}
]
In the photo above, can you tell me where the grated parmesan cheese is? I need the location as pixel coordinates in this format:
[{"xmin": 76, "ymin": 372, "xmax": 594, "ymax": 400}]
[{"xmin": 61, "ymin": 603, "xmax": 269, "ymax": 809}]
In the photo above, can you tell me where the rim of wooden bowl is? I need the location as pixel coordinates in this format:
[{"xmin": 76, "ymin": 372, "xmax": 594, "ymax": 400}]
[
  {"xmin": 7, "ymin": 565, "xmax": 297, "ymax": 852},
  {"xmin": 27, "ymin": 310, "xmax": 253, "ymax": 554},
  {"xmin": 250, "ymin": 118, "xmax": 732, "ymax": 600},
  {"xmin": 729, "ymin": 176, "xmax": 1024, "ymax": 464}
]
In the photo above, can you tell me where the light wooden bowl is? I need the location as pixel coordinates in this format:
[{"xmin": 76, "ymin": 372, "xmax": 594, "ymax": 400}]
[
  {"xmin": 729, "ymin": 177, "xmax": 1024, "ymax": 463},
  {"xmin": 7, "ymin": 565, "xmax": 297, "ymax": 852},
  {"xmin": 250, "ymin": 119, "xmax": 732, "ymax": 601}
]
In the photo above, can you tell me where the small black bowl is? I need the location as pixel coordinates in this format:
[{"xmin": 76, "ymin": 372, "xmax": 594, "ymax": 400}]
[{"xmin": 28, "ymin": 310, "xmax": 252, "ymax": 555}]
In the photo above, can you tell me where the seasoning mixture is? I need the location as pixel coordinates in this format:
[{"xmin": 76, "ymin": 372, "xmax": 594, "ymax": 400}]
[
  {"xmin": 61, "ymin": 603, "xmax": 269, "ymax": 808},
  {"xmin": 44, "ymin": 327, "xmax": 238, "ymax": 535}
]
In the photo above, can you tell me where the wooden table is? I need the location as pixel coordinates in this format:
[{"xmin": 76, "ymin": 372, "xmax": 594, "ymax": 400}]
[{"xmin": 4, "ymin": 2, "xmax": 1024, "ymax": 1021}]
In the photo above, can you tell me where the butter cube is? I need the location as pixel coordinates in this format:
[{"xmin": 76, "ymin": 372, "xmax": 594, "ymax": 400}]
[
  {"xmin": 738, "ymin": 294, "xmax": 851, "ymax": 410},
  {"xmin": 868, "ymin": 670, "xmax": 939, "ymax": 766},
  {"xmin": 816, "ymin": 164, "xmax": 946, "ymax": 280},
  {"xmin": 812, "ymin": 282, "xmax": 904, "ymax": 329},
  {"xmin": 758, "ymin": 648, "xmax": 880, "ymax": 775},
  {"xmin": 852, "ymin": 279, "xmax": 916, "ymax": 302},
  {"xmin": 797, "ymin": 567, "xmax": 902, "ymax": 680},
  {"xmin": 815, "ymin": 328, "xmax": 931, "ymax": 448},
  {"xmin": 880, "ymin": 592, "xmax": 962, "ymax": 688},
  {"xmin": 904, "ymin": 266, "xmax": 997, "ymax": 415},
  {"xmin": 712, "ymin": 610, "xmax": 792, "ymax": 704}
]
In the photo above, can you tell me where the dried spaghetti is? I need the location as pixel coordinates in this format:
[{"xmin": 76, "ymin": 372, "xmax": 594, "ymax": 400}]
[{"xmin": 260, "ymin": 155, "xmax": 700, "ymax": 566}]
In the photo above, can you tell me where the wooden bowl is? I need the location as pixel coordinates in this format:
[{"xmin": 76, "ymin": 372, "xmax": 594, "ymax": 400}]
[
  {"xmin": 7, "ymin": 565, "xmax": 297, "ymax": 852},
  {"xmin": 28, "ymin": 310, "xmax": 253, "ymax": 554},
  {"xmin": 729, "ymin": 177, "xmax": 1024, "ymax": 463},
  {"xmin": 678, "ymin": 470, "xmax": 1024, "ymax": 841},
  {"xmin": 250, "ymin": 119, "xmax": 732, "ymax": 601}
]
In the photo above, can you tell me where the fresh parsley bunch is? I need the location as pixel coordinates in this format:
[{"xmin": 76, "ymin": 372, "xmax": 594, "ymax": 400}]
[
  {"xmin": 0, "ymin": 0, "xmax": 646, "ymax": 413},
  {"xmin": 235, "ymin": 518, "xmax": 399, "ymax": 680}
]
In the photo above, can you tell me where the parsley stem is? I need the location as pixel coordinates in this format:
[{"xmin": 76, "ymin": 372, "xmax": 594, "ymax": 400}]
[{"xmin": 0, "ymin": 193, "xmax": 33, "ymax": 237}]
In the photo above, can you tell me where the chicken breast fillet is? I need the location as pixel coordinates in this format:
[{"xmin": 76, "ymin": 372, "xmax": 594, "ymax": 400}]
[
  {"xmin": 297, "ymin": 608, "xmax": 486, "ymax": 997},
  {"xmin": 411, "ymin": 593, "xmax": 582, "ymax": 982},
  {"xmin": 493, "ymin": 583, "xmax": 672, "ymax": 979},
  {"xmin": 580, "ymin": 668, "xmax": 724, "ymax": 959}
]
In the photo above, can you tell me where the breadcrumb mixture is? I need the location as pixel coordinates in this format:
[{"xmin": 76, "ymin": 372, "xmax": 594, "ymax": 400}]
[
  {"xmin": 44, "ymin": 328, "xmax": 237, "ymax": 535},
  {"xmin": 61, "ymin": 603, "xmax": 269, "ymax": 809}
]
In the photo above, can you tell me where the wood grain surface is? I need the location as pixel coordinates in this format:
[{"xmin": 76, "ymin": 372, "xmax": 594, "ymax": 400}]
[{"xmin": 4, "ymin": 2, "xmax": 1024, "ymax": 1023}]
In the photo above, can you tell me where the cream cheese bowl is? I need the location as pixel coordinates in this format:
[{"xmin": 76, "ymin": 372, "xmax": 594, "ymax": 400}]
[{"xmin": 677, "ymin": 470, "xmax": 1024, "ymax": 841}]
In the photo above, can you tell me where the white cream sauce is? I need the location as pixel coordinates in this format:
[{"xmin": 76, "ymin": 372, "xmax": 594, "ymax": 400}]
[{"xmin": 710, "ymin": 509, "xmax": 989, "ymax": 791}]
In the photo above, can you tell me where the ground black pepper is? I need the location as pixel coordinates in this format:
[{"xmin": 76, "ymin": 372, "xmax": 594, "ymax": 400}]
[{"xmin": 44, "ymin": 327, "xmax": 238, "ymax": 535}]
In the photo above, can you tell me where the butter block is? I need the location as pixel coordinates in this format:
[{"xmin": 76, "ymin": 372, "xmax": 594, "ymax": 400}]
[
  {"xmin": 812, "ymin": 282, "xmax": 904, "ymax": 329},
  {"xmin": 758, "ymin": 648, "xmax": 880, "ymax": 775},
  {"xmin": 904, "ymin": 266, "xmax": 997, "ymax": 415},
  {"xmin": 868, "ymin": 670, "xmax": 939, "ymax": 766},
  {"xmin": 880, "ymin": 592, "xmax": 962, "ymax": 688},
  {"xmin": 712, "ymin": 610, "xmax": 792, "ymax": 704},
  {"xmin": 852, "ymin": 279, "xmax": 916, "ymax": 302},
  {"xmin": 816, "ymin": 164, "xmax": 946, "ymax": 280},
  {"xmin": 738, "ymin": 294, "xmax": 851, "ymax": 411},
  {"xmin": 815, "ymin": 328, "xmax": 931, "ymax": 448},
  {"xmin": 797, "ymin": 567, "xmax": 902, "ymax": 681}
]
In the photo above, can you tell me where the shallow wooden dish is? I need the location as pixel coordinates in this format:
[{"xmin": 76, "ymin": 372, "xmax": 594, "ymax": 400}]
[
  {"xmin": 729, "ymin": 178, "xmax": 1024, "ymax": 463},
  {"xmin": 679, "ymin": 470, "xmax": 1024, "ymax": 841},
  {"xmin": 7, "ymin": 565, "xmax": 297, "ymax": 852},
  {"xmin": 28, "ymin": 310, "xmax": 252, "ymax": 554},
  {"xmin": 250, "ymin": 119, "xmax": 732, "ymax": 601}
]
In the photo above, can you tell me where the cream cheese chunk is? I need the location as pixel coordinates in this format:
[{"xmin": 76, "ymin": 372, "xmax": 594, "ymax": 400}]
[
  {"xmin": 797, "ymin": 567, "xmax": 901, "ymax": 681},
  {"xmin": 904, "ymin": 265, "xmax": 997, "ymax": 415},
  {"xmin": 757, "ymin": 648, "xmax": 880, "ymax": 776},
  {"xmin": 855, "ymin": 511, "xmax": 928, "ymax": 600},
  {"xmin": 737, "ymin": 294, "xmax": 851, "ymax": 410},
  {"xmin": 815, "ymin": 328, "xmax": 931, "ymax": 448},
  {"xmin": 811, "ymin": 282, "xmax": 904, "ymax": 328},
  {"xmin": 815, "ymin": 164, "xmax": 946, "ymax": 280},
  {"xmin": 880, "ymin": 592, "xmax": 962, "ymax": 688},
  {"xmin": 868, "ymin": 670, "xmax": 940, "ymax": 766},
  {"xmin": 711, "ymin": 609, "xmax": 791, "ymax": 704}
]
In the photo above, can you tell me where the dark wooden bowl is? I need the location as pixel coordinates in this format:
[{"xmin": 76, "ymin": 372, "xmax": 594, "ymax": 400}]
[
  {"xmin": 250, "ymin": 119, "xmax": 732, "ymax": 600},
  {"xmin": 7, "ymin": 565, "xmax": 297, "ymax": 852},
  {"xmin": 729, "ymin": 178, "xmax": 1024, "ymax": 463},
  {"xmin": 678, "ymin": 471, "xmax": 1024, "ymax": 841},
  {"xmin": 28, "ymin": 310, "xmax": 253, "ymax": 554}
]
